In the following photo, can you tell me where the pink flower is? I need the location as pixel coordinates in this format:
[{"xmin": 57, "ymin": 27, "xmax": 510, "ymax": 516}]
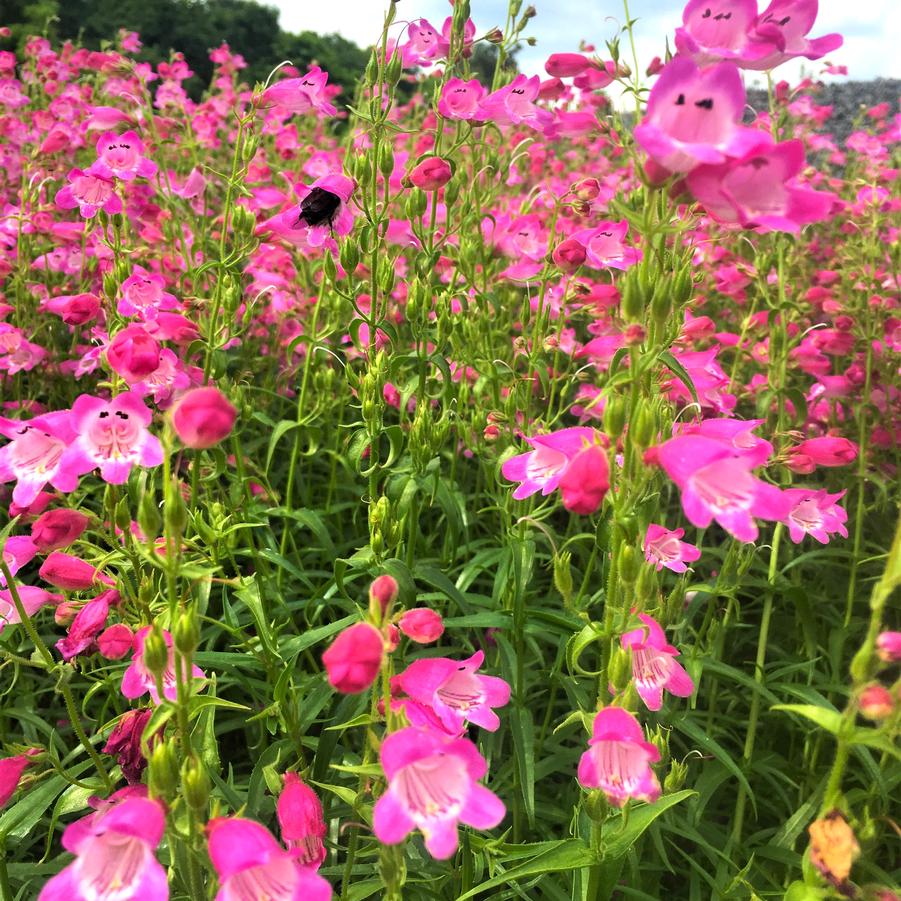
[
  {"xmin": 552, "ymin": 236, "xmax": 588, "ymax": 273},
  {"xmin": 278, "ymin": 773, "xmax": 327, "ymax": 869},
  {"xmin": 644, "ymin": 523, "xmax": 702, "ymax": 573},
  {"xmin": 876, "ymin": 632, "xmax": 901, "ymax": 663},
  {"xmin": 477, "ymin": 75, "xmax": 553, "ymax": 129},
  {"xmin": 107, "ymin": 325, "xmax": 162, "ymax": 382},
  {"xmin": 43, "ymin": 293, "xmax": 102, "ymax": 325},
  {"xmin": 559, "ymin": 444, "xmax": 610, "ymax": 515},
  {"xmin": 31, "ymin": 508, "xmax": 90, "ymax": 552},
  {"xmin": 373, "ymin": 727, "xmax": 505, "ymax": 859},
  {"xmin": 0, "ymin": 414, "xmax": 77, "ymax": 508},
  {"xmin": 38, "ymin": 792, "xmax": 169, "ymax": 900},
  {"xmin": 118, "ymin": 266, "xmax": 179, "ymax": 319},
  {"xmin": 121, "ymin": 626, "xmax": 205, "ymax": 705},
  {"xmin": 55, "ymin": 168, "xmax": 122, "ymax": 218},
  {"xmin": 675, "ymin": 0, "xmax": 778, "ymax": 64},
  {"xmin": 676, "ymin": 417, "xmax": 773, "ymax": 468},
  {"xmin": 1, "ymin": 535, "xmax": 37, "ymax": 585},
  {"xmin": 686, "ymin": 139, "xmax": 836, "ymax": 233},
  {"xmin": 545, "ymin": 52, "xmax": 595, "ymax": 77},
  {"xmin": 369, "ymin": 575, "xmax": 399, "ymax": 615},
  {"xmin": 577, "ymin": 707, "xmax": 661, "ymax": 805},
  {"xmin": 171, "ymin": 387, "xmax": 237, "ymax": 449},
  {"xmin": 0, "ymin": 753, "xmax": 35, "ymax": 808},
  {"xmin": 437, "ymin": 78, "xmax": 486, "ymax": 120},
  {"xmin": 399, "ymin": 19, "xmax": 442, "ymax": 67},
  {"xmin": 87, "ymin": 130, "xmax": 158, "ymax": 181},
  {"xmin": 98, "ymin": 623, "xmax": 135, "ymax": 660},
  {"xmin": 398, "ymin": 608, "xmax": 444, "ymax": 644},
  {"xmin": 571, "ymin": 221, "xmax": 642, "ymax": 270},
  {"xmin": 103, "ymin": 708, "xmax": 153, "ymax": 784},
  {"xmin": 39, "ymin": 552, "xmax": 116, "ymax": 591},
  {"xmin": 782, "ymin": 489, "xmax": 848, "ymax": 544},
  {"xmin": 207, "ymin": 816, "xmax": 332, "ymax": 900},
  {"xmin": 409, "ymin": 157, "xmax": 453, "ymax": 191},
  {"xmin": 261, "ymin": 66, "xmax": 337, "ymax": 117},
  {"xmin": 501, "ymin": 427, "xmax": 598, "ymax": 500},
  {"xmin": 741, "ymin": 0, "xmax": 843, "ymax": 70},
  {"xmin": 64, "ymin": 392, "xmax": 164, "ymax": 485},
  {"xmin": 657, "ymin": 434, "xmax": 789, "ymax": 542},
  {"xmin": 634, "ymin": 57, "xmax": 764, "ymax": 173},
  {"xmin": 396, "ymin": 650, "xmax": 510, "ymax": 734},
  {"xmin": 55, "ymin": 590, "xmax": 118, "ymax": 660},
  {"xmin": 0, "ymin": 586, "xmax": 63, "ymax": 635},
  {"xmin": 321, "ymin": 622, "xmax": 384, "ymax": 694},
  {"xmin": 257, "ymin": 174, "xmax": 355, "ymax": 250},
  {"xmin": 785, "ymin": 436, "xmax": 858, "ymax": 473},
  {"xmin": 621, "ymin": 614, "xmax": 695, "ymax": 710}
]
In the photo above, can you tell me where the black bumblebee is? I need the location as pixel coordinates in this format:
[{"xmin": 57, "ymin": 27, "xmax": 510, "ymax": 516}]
[{"xmin": 295, "ymin": 187, "xmax": 342, "ymax": 230}]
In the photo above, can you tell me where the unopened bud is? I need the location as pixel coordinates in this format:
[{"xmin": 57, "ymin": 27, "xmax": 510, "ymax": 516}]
[{"xmin": 181, "ymin": 757, "xmax": 210, "ymax": 812}]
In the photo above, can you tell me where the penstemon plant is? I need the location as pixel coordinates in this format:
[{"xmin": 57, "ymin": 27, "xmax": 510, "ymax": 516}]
[{"xmin": 0, "ymin": 1, "xmax": 898, "ymax": 899}]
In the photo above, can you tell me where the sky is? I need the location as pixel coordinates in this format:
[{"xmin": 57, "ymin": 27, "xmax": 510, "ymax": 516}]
[{"xmin": 270, "ymin": 0, "xmax": 900, "ymax": 94}]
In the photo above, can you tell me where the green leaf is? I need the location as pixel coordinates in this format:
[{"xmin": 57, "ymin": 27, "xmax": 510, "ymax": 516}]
[{"xmin": 771, "ymin": 704, "xmax": 843, "ymax": 736}]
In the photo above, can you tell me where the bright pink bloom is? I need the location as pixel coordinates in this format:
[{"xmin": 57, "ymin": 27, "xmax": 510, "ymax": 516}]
[
  {"xmin": 545, "ymin": 52, "xmax": 594, "ymax": 77},
  {"xmin": 0, "ymin": 754, "xmax": 34, "ymax": 808},
  {"xmin": 44, "ymin": 293, "xmax": 102, "ymax": 326},
  {"xmin": 121, "ymin": 626, "xmax": 205, "ymax": 705},
  {"xmin": 0, "ymin": 586, "xmax": 63, "ymax": 634},
  {"xmin": 876, "ymin": 632, "xmax": 901, "ymax": 663},
  {"xmin": 409, "ymin": 157, "xmax": 452, "ymax": 191},
  {"xmin": 741, "ymin": 0, "xmax": 843, "ymax": 70},
  {"xmin": 577, "ymin": 707, "xmax": 661, "ymax": 805},
  {"xmin": 98, "ymin": 622, "xmax": 134, "ymax": 659},
  {"xmin": 171, "ymin": 387, "xmax": 237, "ymax": 449},
  {"xmin": 634, "ymin": 57, "xmax": 764, "ymax": 173},
  {"xmin": 373, "ymin": 727, "xmax": 505, "ymax": 859},
  {"xmin": 107, "ymin": 325, "xmax": 162, "ymax": 382},
  {"xmin": 477, "ymin": 75, "xmax": 553, "ymax": 129},
  {"xmin": 644, "ymin": 523, "xmax": 702, "ymax": 573},
  {"xmin": 621, "ymin": 614, "xmax": 695, "ymax": 710},
  {"xmin": 39, "ymin": 552, "xmax": 115, "ymax": 591},
  {"xmin": 261, "ymin": 66, "xmax": 337, "ymax": 117},
  {"xmin": 400, "ymin": 19, "xmax": 441, "ymax": 67},
  {"xmin": 118, "ymin": 267, "xmax": 179, "ymax": 319},
  {"xmin": 0, "ymin": 78, "xmax": 29, "ymax": 108},
  {"xmin": 675, "ymin": 0, "xmax": 777, "ymax": 64},
  {"xmin": 38, "ymin": 793, "xmax": 168, "ymax": 900},
  {"xmin": 552, "ymin": 237, "xmax": 588, "ymax": 273},
  {"xmin": 438, "ymin": 78, "xmax": 486, "ymax": 120},
  {"xmin": 0, "ymin": 414, "xmax": 77, "ymax": 507},
  {"xmin": 657, "ymin": 434, "xmax": 789, "ymax": 542},
  {"xmin": 321, "ymin": 622, "xmax": 384, "ymax": 694},
  {"xmin": 277, "ymin": 773, "xmax": 327, "ymax": 869},
  {"xmin": 55, "ymin": 168, "xmax": 123, "ymax": 218},
  {"xmin": 785, "ymin": 436, "xmax": 858, "ymax": 473},
  {"xmin": 64, "ymin": 392, "xmax": 164, "ymax": 485},
  {"xmin": 258, "ymin": 174, "xmax": 355, "ymax": 250},
  {"xmin": 571, "ymin": 221, "xmax": 641, "ymax": 270},
  {"xmin": 88, "ymin": 130, "xmax": 158, "ymax": 181},
  {"xmin": 398, "ymin": 608, "xmax": 444, "ymax": 644},
  {"xmin": 677, "ymin": 417, "xmax": 774, "ymax": 468},
  {"xmin": 559, "ymin": 444, "xmax": 610, "ymax": 515},
  {"xmin": 55, "ymin": 591, "xmax": 115, "ymax": 660},
  {"xmin": 782, "ymin": 488, "xmax": 848, "ymax": 544},
  {"xmin": 102, "ymin": 708, "xmax": 153, "ymax": 784},
  {"xmin": 501, "ymin": 427, "xmax": 598, "ymax": 501},
  {"xmin": 208, "ymin": 817, "xmax": 332, "ymax": 900},
  {"xmin": 686, "ymin": 139, "xmax": 835, "ymax": 233},
  {"xmin": 397, "ymin": 649, "xmax": 510, "ymax": 734},
  {"xmin": 1, "ymin": 535, "xmax": 37, "ymax": 584},
  {"xmin": 31, "ymin": 508, "xmax": 90, "ymax": 552}
]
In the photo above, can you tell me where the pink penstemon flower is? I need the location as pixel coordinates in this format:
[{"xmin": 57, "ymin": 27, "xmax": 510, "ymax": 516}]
[
  {"xmin": 87, "ymin": 130, "xmax": 158, "ymax": 181},
  {"xmin": 121, "ymin": 626, "xmax": 205, "ymax": 705},
  {"xmin": 620, "ymin": 613, "xmax": 696, "ymax": 711},
  {"xmin": 501, "ymin": 426, "xmax": 599, "ymax": 501},
  {"xmin": 781, "ymin": 488, "xmax": 848, "ymax": 544},
  {"xmin": 644, "ymin": 523, "xmax": 702, "ymax": 573},
  {"xmin": 372, "ymin": 726, "xmax": 505, "ymax": 859}
]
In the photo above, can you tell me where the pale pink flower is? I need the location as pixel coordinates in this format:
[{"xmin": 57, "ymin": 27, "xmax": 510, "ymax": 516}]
[
  {"xmin": 501, "ymin": 427, "xmax": 598, "ymax": 500},
  {"xmin": 782, "ymin": 488, "xmax": 848, "ymax": 544},
  {"xmin": 55, "ymin": 168, "xmax": 122, "ymax": 219},
  {"xmin": 121, "ymin": 626, "xmax": 205, "ymax": 705},
  {"xmin": 437, "ymin": 78, "xmax": 486, "ymax": 120},
  {"xmin": 262, "ymin": 66, "xmax": 338, "ymax": 117},
  {"xmin": 643, "ymin": 524, "xmax": 701, "ymax": 573},
  {"xmin": 621, "ymin": 614, "xmax": 695, "ymax": 710}
]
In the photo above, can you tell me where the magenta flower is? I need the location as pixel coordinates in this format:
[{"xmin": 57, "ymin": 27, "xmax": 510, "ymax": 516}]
[
  {"xmin": 55, "ymin": 590, "xmax": 115, "ymax": 661},
  {"xmin": 397, "ymin": 608, "xmax": 445, "ymax": 644},
  {"xmin": 677, "ymin": 416, "xmax": 774, "ymax": 468},
  {"xmin": 257, "ymin": 174, "xmax": 355, "ymax": 250},
  {"xmin": 621, "ymin": 614, "xmax": 695, "ymax": 711},
  {"xmin": 577, "ymin": 707, "xmax": 661, "ymax": 806},
  {"xmin": 477, "ymin": 75, "xmax": 553, "ymax": 129},
  {"xmin": 0, "ymin": 586, "xmax": 63, "ymax": 635},
  {"xmin": 118, "ymin": 266, "xmax": 179, "ymax": 319},
  {"xmin": 644, "ymin": 523, "xmax": 702, "ymax": 573},
  {"xmin": 0, "ymin": 412, "xmax": 80, "ymax": 507},
  {"xmin": 785, "ymin": 436, "xmax": 858, "ymax": 473},
  {"xmin": 396, "ymin": 649, "xmax": 510, "ymax": 734},
  {"xmin": 0, "ymin": 535, "xmax": 37, "ymax": 585},
  {"xmin": 570, "ymin": 221, "xmax": 642, "ymax": 270},
  {"xmin": 121, "ymin": 626, "xmax": 205, "ymax": 705},
  {"xmin": 559, "ymin": 444, "xmax": 610, "ymax": 515},
  {"xmin": 106, "ymin": 325, "xmax": 162, "ymax": 383},
  {"xmin": 64, "ymin": 392, "xmax": 164, "ymax": 485},
  {"xmin": 782, "ymin": 488, "xmax": 848, "ymax": 544},
  {"xmin": 278, "ymin": 773, "xmax": 327, "ymax": 870},
  {"xmin": 321, "ymin": 621, "xmax": 384, "ymax": 694},
  {"xmin": 171, "ymin": 386, "xmax": 237, "ymax": 449},
  {"xmin": 0, "ymin": 752, "xmax": 38, "ymax": 809},
  {"xmin": 38, "ymin": 792, "xmax": 168, "ymax": 900},
  {"xmin": 634, "ymin": 57, "xmax": 764, "ymax": 173},
  {"xmin": 103, "ymin": 708, "xmax": 153, "ymax": 784},
  {"xmin": 686, "ymin": 138, "xmax": 836, "ymax": 233},
  {"xmin": 657, "ymin": 434, "xmax": 789, "ymax": 542},
  {"xmin": 876, "ymin": 632, "xmax": 901, "ymax": 663},
  {"xmin": 501, "ymin": 426, "xmax": 598, "ymax": 501},
  {"xmin": 437, "ymin": 77, "xmax": 486, "ymax": 120},
  {"xmin": 87, "ymin": 130, "xmax": 158, "ymax": 181},
  {"xmin": 399, "ymin": 19, "xmax": 442, "ymax": 68},
  {"xmin": 261, "ymin": 66, "xmax": 337, "ymax": 117},
  {"xmin": 675, "ymin": 0, "xmax": 777, "ymax": 64},
  {"xmin": 373, "ymin": 727, "xmax": 505, "ymax": 859},
  {"xmin": 31, "ymin": 508, "xmax": 90, "ymax": 553},
  {"xmin": 55, "ymin": 168, "xmax": 123, "ymax": 218},
  {"xmin": 207, "ymin": 816, "xmax": 332, "ymax": 901},
  {"xmin": 741, "ymin": 0, "xmax": 843, "ymax": 70}
]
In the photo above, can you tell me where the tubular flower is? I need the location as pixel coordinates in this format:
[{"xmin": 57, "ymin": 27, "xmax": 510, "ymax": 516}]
[
  {"xmin": 620, "ymin": 613, "xmax": 695, "ymax": 710},
  {"xmin": 501, "ymin": 427, "xmax": 599, "ymax": 501},
  {"xmin": 643, "ymin": 523, "xmax": 702, "ymax": 573}
]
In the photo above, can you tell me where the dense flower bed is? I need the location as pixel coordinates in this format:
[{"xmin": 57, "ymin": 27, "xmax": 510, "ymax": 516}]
[{"xmin": 0, "ymin": 1, "xmax": 899, "ymax": 898}]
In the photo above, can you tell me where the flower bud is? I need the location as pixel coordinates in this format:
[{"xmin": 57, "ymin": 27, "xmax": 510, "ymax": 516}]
[
  {"xmin": 664, "ymin": 759, "xmax": 688, "ymax": 793},
  {"xmin": 369, "ymin": 574, "xmax": 399, "ymax": 620},
  {"xmin": 181, "ymin": 757, "xmax": 210, "ymax": 812},
  {"xmin": 148, "ymin": 740, "xmax": 179, "ymax": 798},
  {"xmin": 31, "ymin": 508, "xmax": 89, "ymax": 553},
  {"xmin": 106, "ymin": 325, "xmax": 161, "ymax": 382},
  {"xmin": 553, "ymin": 550, "xmax": 573, "ymax": 604},
  {"xmin": 171, "ymin": 386, "xmax": 237, "ymax": 449},
  {"xmin": 858, "ymin": 684, "xmax": 894, "ymax": 720},
  {"xmin": 409, "ymin": 157, "xmax": 453, "ymax": 192},
  {"xmin": 398, "ymin": 608, "xmax": 444, "ymax": 643},
  {"xmin": 552, "ymin": 236, "xmax": 587, "ymax": 273},
  {"xmin": 98, "ymin": 623, "xmax": 134, "ymax": 660},
  {"xmin": 39, "ymin": 552, "xmax": 115, "ymax": 591},
  {"xmin": 142, "ymin": 624, "xmax": 170, "ymax": 682},
  {"xmin": 174, "ymin": 608, "xmax": 200, "ymax": 656},
  {"xmin": 321, "ymin": 622, "xmax": 384, "ymax": 694}
]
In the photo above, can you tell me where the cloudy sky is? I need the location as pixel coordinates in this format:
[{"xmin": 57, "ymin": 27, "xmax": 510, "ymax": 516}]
[{"xmin": 269, "ymin": 0, "xmax": 900, "ymax": 93}]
